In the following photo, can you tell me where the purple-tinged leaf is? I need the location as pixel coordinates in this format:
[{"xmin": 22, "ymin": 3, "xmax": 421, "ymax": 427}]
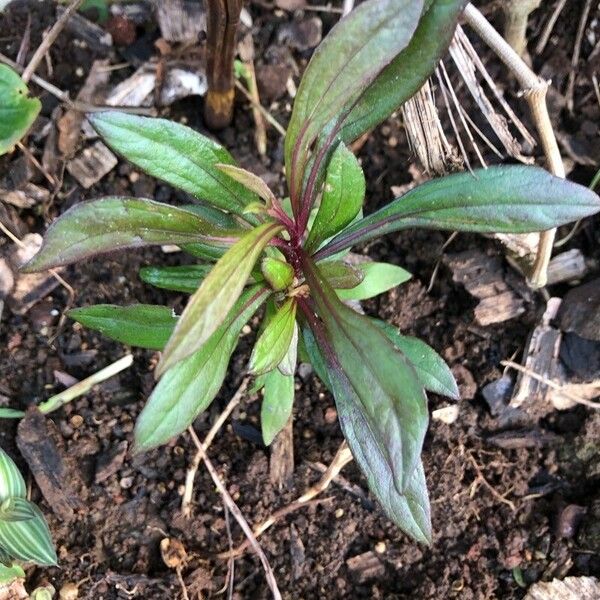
[
  {"xmin": 23, "ymin": 198, "xmax": 240, "ymax": 272},
  {"xmin": 158, "ymin": 223, "xmax": 283, "ymax": 375},
  {"xmin": 300, "ymin": 254, "xmax": 428, "ymax": 492},
  {"xmin": 317, "ymin": 166, "xmax": 600, "ymax": 260},
  {"xmin": 285, "ymin": 0, "xmax": 424, "ymax": 209}
]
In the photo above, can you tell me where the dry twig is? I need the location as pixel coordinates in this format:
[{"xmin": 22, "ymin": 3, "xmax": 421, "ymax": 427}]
[
  {"xmin": 464, "ymin": 3, "xmax": 565, "ymax": 288},
  {"xmin": 187, "ymin": 427, "xmax": 282, "ymax": 599}
]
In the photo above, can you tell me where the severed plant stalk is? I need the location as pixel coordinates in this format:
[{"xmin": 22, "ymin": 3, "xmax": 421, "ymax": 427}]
[
  {"xmin": 205, "ymin": 0, "xmax": 243, "ymax": 129},
  {"xmin": 501, "ymin": 0, "xmax": 541, "ymax": 58}
]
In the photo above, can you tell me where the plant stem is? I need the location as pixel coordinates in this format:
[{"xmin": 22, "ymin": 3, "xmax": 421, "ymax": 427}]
[
  {"xmin": 205, "ymin": 0, "xmax": 243, "ymax": 129},
  {"xmin": 464, "ymin": 3, "xmax": 565, "ymax": 289},
  {"xmin": 501, "ymin": 0, "xmax": 541, "ymax": 57}
]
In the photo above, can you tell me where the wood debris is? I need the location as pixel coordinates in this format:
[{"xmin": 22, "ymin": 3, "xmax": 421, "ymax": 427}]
[
  {"xmin": 546, "ymin": 249, "xmax": 590, "ymax": 285},
  {"xmin": 269, "ymin": 416, "xmax": 294, "ymax": 489},
  {"xmin": 66, "ymin": 140, "xmax": 118, "ymax": 188},
  {"xmin": 524, "ymin": 576, "xmax": 600, "ymax": 600},
  {"xmin": 17, "ymin": 409, "xmax": 87, "ymax": 522},
  {"xmin": 444, "ymin": 249, "xmax": 531, "ymax": 326},
  {"xmin": 57, "ymin": 5, "xmax": 113, "ymax": 51},
  {"xmin": 346, "ymin": 551, "xmax": 385, "ymax": 583},
  {"xmin": 156, "ymin": 0, "xmax": 206, "ymax": 43}
]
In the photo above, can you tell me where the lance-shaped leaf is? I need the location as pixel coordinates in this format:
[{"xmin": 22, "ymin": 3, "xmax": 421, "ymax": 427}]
[
  {"xmin": 139, "ymin": 264, "xmax": 212, "ymax": 294},
  {"xmin": 216, "ymin": 164, "xmax": 276, "ymax": 204},
  {"xmin": 285, "ymin": 0, "xmax": 424, "ymax": 204},
  {"xmin": 317, "ymin": 260, "xmax": 363, "ymax": 290},
  {"xmin": 337, "ymin": 0, "xmax": 466, "ymax": 144},
  {"xmin": 23, "ymin": 198, "xmax": 240, "ymax": 272},
  {"xmin": 0, "ymin": 503, "xmax": 56, "ymax": 566},
  {"xmin": 0, "ymin": 65, "xmax": 41, "ymax": 156},
  {"xmin": 301, "ymin": 308, "xmax": 432, "ymax": 542},
  {"xmin": 158, "ymin": 223, "xmax": 283, "ymax": 375},
  {"xmin": 337, "ymin": 262, "xmax": 411, "ymax": 301},
  {"xmin": 301, "ymin": 254, "xmax": 428, "ymax": 492},
  {"xmin": 305, "ymin": 143, "xmax": 365, "ymax": 251},
  {"xmin": 134, "ymin": 286, "xmax": 270, "ymax": 452},
  {"xmin": 89, "ymin": 112, "xmax": 258, "ymax": 215},
  {"xmin": 371, "ymin": 320, "xmax": 458, "ymax": 399},
  {"xmin": 68, "ymin": 304, "xmax": 178, "ymax": 350},
  {"xmin": 249, "ymin": 298, "xmax": 297, "ymax": 375},
  {"xmin": 261, "ymin": 369, "xmax": 295, "ymax": 446},
  {"xmin": 0, "ymin": 497, "xmax": 37, "ymax": 523},
  {"xmin": 0, "ymin": 449, "xmax": 26, "ymax": 502},
  {"xmin": 278, "ymin": 322, "xmax": 298, "ymax": 377},
  {"xmin": 317, "ymin": 166, "xmax": 600, "ymax": 259}
]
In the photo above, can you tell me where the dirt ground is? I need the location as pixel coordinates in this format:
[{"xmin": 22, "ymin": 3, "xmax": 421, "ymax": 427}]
[{"xmin": 1, "ymin": 1, "xmax": 599, "ymax": 598}]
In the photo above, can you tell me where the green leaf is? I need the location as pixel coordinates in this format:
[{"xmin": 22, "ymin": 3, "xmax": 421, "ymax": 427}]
[
  {"xmin": 68, "ymin": 304, "xmax": 177, "ymax": 350},
  {"xmin": 317, "ymin": 166, "xmax": 600, "ymax": 259},
  {"xmin": 158, "ymin": 223, "xmax": 283, "ymax": 375},
  {"xmin": 23, "ymin": 197, "xmax": 239, "ymax": 272},
  {"xmin": 301, "ymin": 255, "xmax": 428, "ymax": 492},
  {"xmin": 317, "ymin": 260, "xmax": 364, "ymax": 290},
  {"xmin": 337, "ymin": 262, "xmax": 411, "ymax": 300},
  {"xmin": 373, "ymin": 322, "xmax": 458, "ymax": 399},
  {"xmin": 305, "ymin": 143, "xmax": 365, "ymax": 251},
  {"xmin": 278, "ymin": 322, "xmax": 298, "ymax": 377},
  {"xmin": 0, "ymin": 409, "xmax": 25, "ymax": 420},
  {"xmin": 216, "ymin": 164, "xmax": 276, "ymax": 204},
  {"xmin": 249, "ymin": 298, "xmax": 297, "ymax": 375},
  {"xmin": 299, "ymin": 324, "xmax": 331, "ymax": 389},
  {"xmin": 0, "ymin": 64, "xmax": 41, "ymax": 156},
  {"xmin": 337, "ymin": 0, "xmax": 467, "ymax": 144},
  {"xmin": 285, "ymin": 0, "xmax": 425, "ymax": 204},
  {"xmin": 261, "ymin": 369, "xmax": 295, "ymax": 446},
  {"xmin": 139, "ymin": 264, "xmax": 212, "ymax": 294},
  {"xmin": 134, "ymin": 286, "xmax": 270, "ymax": 452},
  {"xmin": 0, "ymin": 497, "xmax": 37, "ymax": 523},
  {"xmin": 261, "ymin": 257, "xmax": 294, "ymax": 292},
  {"xmin": 0, "ymin": 450, "xmax": 26, "ymax": 502},
  {"xmin": 0, "ymin": 504, "xmax": 56, "ymax": 566},
  {"xmin": 0, "ymin": 562, "xmax": 25, "ymax": 583},
  {"xmin": 88, "ymin": 112, "xmax": 258, "ymax": 216}
]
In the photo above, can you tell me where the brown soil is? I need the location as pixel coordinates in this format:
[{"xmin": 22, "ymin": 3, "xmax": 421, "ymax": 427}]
[{"xmin": 1, "ymin": 1, "xmax": 599, "ymax": 598}]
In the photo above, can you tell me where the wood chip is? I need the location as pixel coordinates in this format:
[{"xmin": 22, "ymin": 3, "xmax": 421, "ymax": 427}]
[
  {"xmin": 156, "ymin": 0, "xmax": 205, "ymax": 43},
  {"xmin": 95, "ymin": 440, "xmax": 128, "ymax": 483},
  {"xmin": 346, "ymin": 551, "xmax": 385, "ymax": 583},
  {"xmin": 445, "ymin": 249, "xmax": 529, "ymax": 325},
  {"xmin": 524, "ymin": 576, "xmax": 600, "ymax": 600},
  {"xmin": 67, "ymin": 140, "xmax": 117, "ymax": 188},
  {"xmin": 57, "ymin": 5, "xmax": 113, "ymax": 50},
  {"xmin": 269, "ymin": 416, "xmax": 294, "ymax": 489},
  {"xmin": 17, "ymin": 409, "xmax": 86, "ymax": 522},
  {"xmin": 546, "ymin": 249, "xmax": 589, "ymax": 285}
]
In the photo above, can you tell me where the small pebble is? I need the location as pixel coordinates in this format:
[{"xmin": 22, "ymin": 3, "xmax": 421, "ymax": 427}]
[
  {"xmin": 324, "ymin": 407, "xmax": 338, "ymax": 424},
  {"xmin": 70, "ymin": 415, "xmax": 84, "ymax": 428},
  {"xmin": 119, "ymin": 476, "xmax": 134, "ymax": 489},
  {"xmin": 335, "ymin": 508, "xmax": 344, "ymax": 518},
  {"xmin": 59, "ymin": 582, "xmax": 79, "ymax": 600},
  {"xmin": 375, "ymin": 541, "xmax": 386, "ymax": 554}
]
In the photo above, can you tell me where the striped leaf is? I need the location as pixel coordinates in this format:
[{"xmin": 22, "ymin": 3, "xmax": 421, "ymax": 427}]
[
  {"xmin": 0, "ymin": 449, "xmax": 26, "ymax": 502},
  {"xmin": 0, "ymin": 498, "xmax": 37, "ymax": 522},
  {"xmin": 0, "ymin": 503, "xmax": 57, "ymax": 566}
]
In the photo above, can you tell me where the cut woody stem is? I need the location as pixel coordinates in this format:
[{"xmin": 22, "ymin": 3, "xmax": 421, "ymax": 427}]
[
  {"xmin": 501, "ymin": 0, "xmax": 541, "ymax": 58},
  {"xmin": 205, "ymin": 0, "xmax": 243, "ymax": 129}
]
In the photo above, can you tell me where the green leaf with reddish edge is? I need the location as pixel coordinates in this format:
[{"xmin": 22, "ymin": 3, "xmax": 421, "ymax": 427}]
[
  {"xmin": 300, "ymin": 304, "xmax": 431, "ymax": 542},
  {"xmin": 0, "ymin": 504, "xmax": 56, "ymax": 566},
  {"xmin": 305, "ymin": 142, "xmax": 365, "ymax": 251},
  {"xmin": 301, "ymin": 254, "xmax": 428, "ymax": 492},
  {"xmin": 139, "ymin": 264, "xmax": 212, "ymax": 293},
  {"xmin": 336, "ymin": 262, "xmax": 411, "ymax": 301},
  {"xmin": 0, "ymin": 65, "xmax": 41, "ymax": 156},
  {"xmin": 158, "ymin": 223, "xmax": 283, "ymax": 376},
  {"xmin": 249, "ymin": 298, "xmax": 297, "ymax": 375},
  {"xmin": 336, "ymin": 0, "xmax": 466, "ymax": 145},
  {"xmin": 317, "ymin": 260, "xmax": 363, "ymax": 290},
  {"xmin": 261, "ymin": 369, "xmax": 294, "ymax": 446},
  {"xmin": 23, "ymin": 198, "xmax": 240, "ymax": 272},
  {"xmin": 371, "ymin": 320, "xmax": 458, "ymax": 399},
  {"xmin": 284, "ymin": 0, "xmax": 424, "ymax": 206},
  {"xmin": 134, "ymin": 286, "xmax": 270, "ymax": 452},
  {"xmin": 316, "ymin": 166, "xmax": 600, "ymax": 260},
  {"xmin": 215, "ymin": 164, "xmax": 276, "ymax": 204},
  {"xmin": 0, "ymin": 449, "xmax": 26, "ymax": 502},
  {"xmin": 88, "ymin": 112, "xmax": 258, "ymax": 218},
  {"xmin": 68, "ymin": 304, "xmax": 177, "ymax": 350}
]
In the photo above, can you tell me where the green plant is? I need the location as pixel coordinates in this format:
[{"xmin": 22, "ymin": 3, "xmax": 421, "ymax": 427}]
[
  {"xmin": 0, "ymin": 64, "xmax": 41, "ymax": 156},
  {"xmin": 22, "ymin": 0, "xmax": 600, "ymax": 542},
  {"xmin": 0, "ymin": 448, "xmax": 57, "ymax": 570}
]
